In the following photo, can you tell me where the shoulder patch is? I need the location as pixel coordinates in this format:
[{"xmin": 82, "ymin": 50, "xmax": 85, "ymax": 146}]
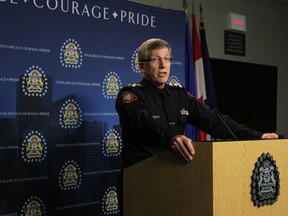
[{"xmin": 118, "ymin": 91, "xmax": 137, "ymax": 104}]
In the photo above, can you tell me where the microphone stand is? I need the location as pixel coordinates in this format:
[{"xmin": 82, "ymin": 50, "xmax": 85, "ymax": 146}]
[{"xmin": 204, "ymin": 99, "xmax": 238, "ymax": 141}]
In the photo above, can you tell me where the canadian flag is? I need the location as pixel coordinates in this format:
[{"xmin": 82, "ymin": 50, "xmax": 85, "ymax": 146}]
[{"xmin": 192, "ymin": 10, "xmax": 207, "ymax": 141}]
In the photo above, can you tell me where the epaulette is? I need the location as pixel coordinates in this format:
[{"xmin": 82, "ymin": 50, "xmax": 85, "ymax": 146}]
[
  {"xmin": 128, "ymin": 83, "xmax": 143, "ymax": 88},
  {"xmin": 167, "ymin": 82, "xmax": 183, "ymax": 88}
]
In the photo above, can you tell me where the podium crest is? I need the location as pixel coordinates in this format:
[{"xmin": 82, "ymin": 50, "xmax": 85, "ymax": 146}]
[{"xmin": 251, "ymin": 152, "xmax": 280, "ymax": 207}]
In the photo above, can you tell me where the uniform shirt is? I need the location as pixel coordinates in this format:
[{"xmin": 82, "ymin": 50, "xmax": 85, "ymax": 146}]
[{"xmin": 116, "ymin": 78, "xmax": 263, "ymax": 167}]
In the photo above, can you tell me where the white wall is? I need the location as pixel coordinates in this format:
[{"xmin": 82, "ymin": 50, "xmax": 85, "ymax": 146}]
[{"xmin": 128, "ymin": 0, "xmax": 288, "ymax": 134}]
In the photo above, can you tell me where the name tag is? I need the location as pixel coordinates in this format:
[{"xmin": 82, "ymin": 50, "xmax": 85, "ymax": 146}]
[{"xmin": 152, "ymin": 115, "xmax": 160, "ymax": 119}]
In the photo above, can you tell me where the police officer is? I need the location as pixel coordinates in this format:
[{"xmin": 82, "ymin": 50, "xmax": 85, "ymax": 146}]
[{"xmin": 115, "ymin": 38, "xmax": 278, "ymax": 168}]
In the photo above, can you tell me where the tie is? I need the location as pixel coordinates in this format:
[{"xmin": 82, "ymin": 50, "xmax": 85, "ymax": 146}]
[{"xmin": 160, "ymin": 90, "xmax": 177, "ymax": 128}]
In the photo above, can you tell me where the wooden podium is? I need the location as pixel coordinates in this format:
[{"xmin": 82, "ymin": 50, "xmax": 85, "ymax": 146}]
[{"xmin": 123, "ymin": 139, "xmax": 288, "ymax": 216}]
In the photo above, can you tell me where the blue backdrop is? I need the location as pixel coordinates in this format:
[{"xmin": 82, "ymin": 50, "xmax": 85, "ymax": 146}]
[{"xmin": 0, "ymin": 0, "xmax": 187, "ymax": 215}]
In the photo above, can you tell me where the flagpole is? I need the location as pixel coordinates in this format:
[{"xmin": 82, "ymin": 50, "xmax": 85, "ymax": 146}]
[
  {"xmin": 182, "ymin": 0, "xmax": 188, "ymax": 11},
  {"xmin": 192, "ymin": 0, "xmax": 194, "ymax": 12}
]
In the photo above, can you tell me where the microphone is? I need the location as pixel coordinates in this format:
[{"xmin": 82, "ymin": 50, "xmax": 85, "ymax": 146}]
[{"xmin": 204, "ymin": 99, "xmax": 238, "ymax": 141}]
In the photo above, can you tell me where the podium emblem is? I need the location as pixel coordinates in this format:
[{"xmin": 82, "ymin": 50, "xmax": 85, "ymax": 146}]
[{"xmin": 251, "ymin": 152, "xmax": 280, "ymax": 207}]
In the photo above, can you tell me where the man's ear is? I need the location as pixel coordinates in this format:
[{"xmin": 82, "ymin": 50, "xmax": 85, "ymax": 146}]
[{"xmin": 138, "ymin": 62, "xmax": 145, "ymax": 70}]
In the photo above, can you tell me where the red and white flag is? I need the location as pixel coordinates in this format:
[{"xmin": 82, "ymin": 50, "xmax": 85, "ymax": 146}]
[{"xmin": 192, "ymin": 10, "xmax": 207, "ymax": 141}]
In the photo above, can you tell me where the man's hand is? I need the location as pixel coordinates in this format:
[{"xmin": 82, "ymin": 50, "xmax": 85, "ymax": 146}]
[
  {"xmin": 261, "ymin": 133, "xmax": 279, "ymax": 139},
  {"xmin": 170, "ymin": 135, "xmax": 195, "ymax": 162}
]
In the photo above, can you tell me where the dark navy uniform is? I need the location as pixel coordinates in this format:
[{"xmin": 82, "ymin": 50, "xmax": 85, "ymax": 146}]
[{"xmin": 116, "ymin": 78, "xmax": 263, "ymax": 167}]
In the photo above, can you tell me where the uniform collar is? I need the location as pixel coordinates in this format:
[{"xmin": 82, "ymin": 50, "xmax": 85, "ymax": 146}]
[{"xmin": 140, "ymin": 78, "xmax": 171, "ymax": 97}]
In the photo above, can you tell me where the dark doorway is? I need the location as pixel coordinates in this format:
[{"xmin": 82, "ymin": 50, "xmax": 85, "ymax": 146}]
[{"xmin": 210, "ymin": 58, "xmax": 277, "ymax": 132}]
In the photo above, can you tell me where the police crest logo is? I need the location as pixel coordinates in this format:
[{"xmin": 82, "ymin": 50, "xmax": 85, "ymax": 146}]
[
  {"xmin": 102, "ymin": 129, "xmax": 122, "ymax": 157},
  {"xmin": 59, "ymin": 99, "xmax": 82, "ymax": 129},
  {"xmin": 101, "ymin": 186, "xmax": 120, "ymax": 215},
  {"xmin": 251, "ymin": 152, "xmax": 280, "ymax": 207},
  {"xmin": 102, "ymin": 72, "xmax": 122, "ymax": 99},
  {"xmin": 20, "ymin": 196, "xmax": 46, "ymax": 216},
  {"xmin": 131, "ymin": 48, "xmax": 140, "ymax": 73},
  {"xmin": 22, "ymin": 65, "xmax": 48, "ymax": 97},
  {"xmin": 168, "ymin": 75, "xmax": 181, "ymax": 86},
  {"xmin": 59, "ymin": 160, "xmax": 82, "ymax": 191},
  {"xmin": 21, "ymin": 131, "xmax": 47, "ymax": 163},
  {"xmin": 60, "ymin": 39, "xmax": 83, "ymax": 68}
]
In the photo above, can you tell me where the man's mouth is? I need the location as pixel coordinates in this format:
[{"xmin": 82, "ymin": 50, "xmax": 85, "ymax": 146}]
[{"xmin": 158, "ymin": 72, "xmax": 167, "ymax": 77}]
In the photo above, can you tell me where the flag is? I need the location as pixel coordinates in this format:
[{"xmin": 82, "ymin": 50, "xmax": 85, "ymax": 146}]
[
  {"xmin": 184, "ymin": 13, "xmax": 198, "ymax": 141},
  {"xmin": 192, "ymin": 7, "xmax": 207, "ymax": 141},
  {"xmin": 199, "ymin": 5, "xmax": 218, "ymax": 108}
]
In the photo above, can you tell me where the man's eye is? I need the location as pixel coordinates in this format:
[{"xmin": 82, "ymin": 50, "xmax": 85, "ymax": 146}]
[
  {"xmin": 163, "ymin": 57, "xmax": 173, "ymax": 62},
  {"xmin": 150, "ymin": 57, "xmax": 159, "ymax": 62}
]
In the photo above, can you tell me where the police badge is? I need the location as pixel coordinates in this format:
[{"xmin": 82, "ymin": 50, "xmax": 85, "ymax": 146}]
[{"xmin": 251, "ymin": 152, "xmax": 280, "ymax": 207}]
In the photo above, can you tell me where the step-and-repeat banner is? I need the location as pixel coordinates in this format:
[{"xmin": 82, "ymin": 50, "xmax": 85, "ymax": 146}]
[{"xmin": 0, "ymin": 0, "xmax": 186, "ymax": 215}]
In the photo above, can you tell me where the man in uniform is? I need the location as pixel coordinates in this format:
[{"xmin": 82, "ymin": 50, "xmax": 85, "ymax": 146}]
[
  {"xmin": 116, "ymin": 38, "xmax": 278, "ymax": 168},
  {"xmin": 115, "ymin": 38, "xmax": 279, "ymax": 215}
]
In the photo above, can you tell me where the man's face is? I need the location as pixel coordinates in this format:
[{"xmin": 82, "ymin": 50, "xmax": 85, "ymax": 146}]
[{"xmin": 140, "ymin": 47, "xmax": 172, "ymax": 89}]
